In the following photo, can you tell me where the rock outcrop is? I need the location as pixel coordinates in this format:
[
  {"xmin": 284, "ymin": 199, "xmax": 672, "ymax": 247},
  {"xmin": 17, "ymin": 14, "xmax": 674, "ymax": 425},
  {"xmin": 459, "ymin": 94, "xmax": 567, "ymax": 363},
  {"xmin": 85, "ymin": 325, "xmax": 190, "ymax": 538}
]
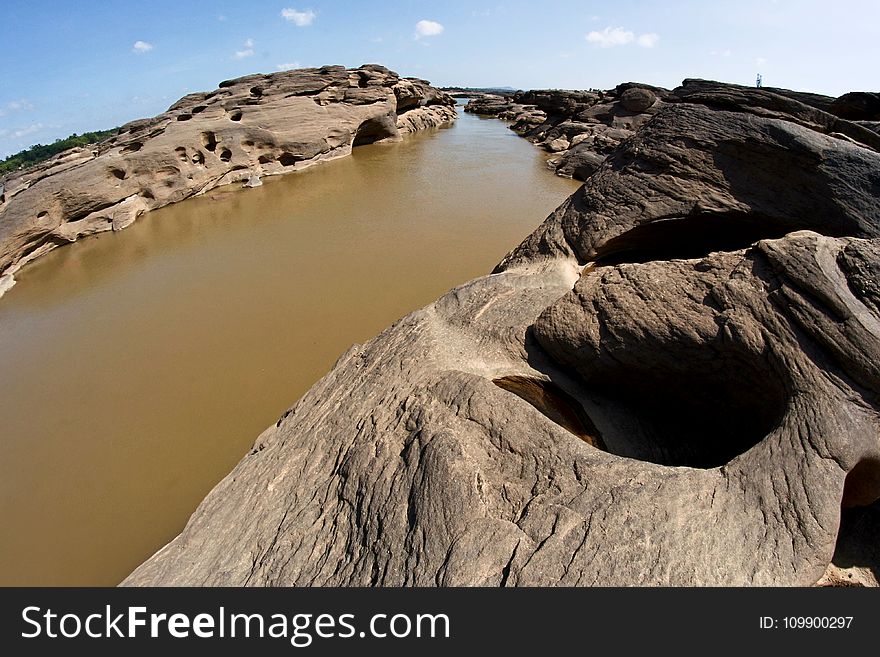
[
  {"xmin": 466, "ymin": 80, "xmax": 880, "ymax": 188},
  {"xmin": 0, "ymin": 65, "xmax": 456, "ymax": 296},
  {"xmin": 125, "ymin": 79, "xmax": 880, "ymax": 587},
  {"xmin": 466, "ymin": 84, "xmax": 669, "ymax": 181}
]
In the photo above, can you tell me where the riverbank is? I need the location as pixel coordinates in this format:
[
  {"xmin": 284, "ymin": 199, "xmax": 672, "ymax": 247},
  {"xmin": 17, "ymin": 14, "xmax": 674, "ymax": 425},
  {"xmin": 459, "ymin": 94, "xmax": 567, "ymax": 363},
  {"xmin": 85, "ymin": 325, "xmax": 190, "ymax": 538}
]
[
  {"xmin": 0, "ymin": 106, "xmax": 577, "ymax": 585},
  {"xmin": 0, "ymin": 65, "xmax": 456, "ymax": 299}
]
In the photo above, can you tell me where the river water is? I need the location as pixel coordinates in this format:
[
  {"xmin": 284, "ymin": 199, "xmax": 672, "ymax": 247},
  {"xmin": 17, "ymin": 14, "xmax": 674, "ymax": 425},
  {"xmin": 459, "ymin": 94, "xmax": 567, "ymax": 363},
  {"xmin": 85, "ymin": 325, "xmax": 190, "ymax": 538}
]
[{"xmin": 0, "ymin": 105, "xmax": 579, "ymax": 585}]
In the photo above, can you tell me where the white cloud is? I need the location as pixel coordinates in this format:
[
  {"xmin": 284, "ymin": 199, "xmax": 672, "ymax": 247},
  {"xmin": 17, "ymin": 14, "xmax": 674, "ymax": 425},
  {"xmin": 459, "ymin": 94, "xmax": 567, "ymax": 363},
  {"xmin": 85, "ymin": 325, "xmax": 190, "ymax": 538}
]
[
  {"xmin": 0, "ymin": 99, "xmax": 34, "ymax": 117},
  {"xmin": 12, "ymin": 123, "xmax": 44, "ymax": 139},
  {"xmin": 636, "ymin": 33, "xmax": 659, "ymax": 48},
  {"xmin": 276, "ymin": 61, "xmax": 301, "ymax": 70},
  {"xmin": 132, "ymin": 40, "xmax": 153, "ymax": 54},
  {"xmin": 586, "ymin": 26, "xmax": 634, "ymax": 47},
  {"xmin": 370, "ymin": 36, "xmax": 384, "ymax": 43},
  {"xmin": 234, "ymin": 38, "xmax": 255, "ymax": 59},
  {"xmin": 414, "ymin": 19, "xmax": 444, "ymax": 39},
  {"xmin": 6, "ymin": 99, "xmax": 34, "ymax": 112},
  {"xmin": 586, "ymin": 26, "xmax": 659, "ymax": 48},
  {"xmin": 217, "ymin": 14, "xmax": 227, "ymax": 22},
  {"xmin": 281, "ymin": 8, "xmax": 316, "ymax": 26},
  {"xmin": 756, "ymin": 57, "xmax": 767, "ymax": 67}
]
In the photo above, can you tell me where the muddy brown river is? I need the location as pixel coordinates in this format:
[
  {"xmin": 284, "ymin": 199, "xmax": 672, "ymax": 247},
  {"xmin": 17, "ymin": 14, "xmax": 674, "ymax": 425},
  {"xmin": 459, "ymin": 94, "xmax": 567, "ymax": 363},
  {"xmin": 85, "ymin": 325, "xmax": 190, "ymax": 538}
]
[{"xmin": 0, "ymin": 106, "xmax": 579, "ymax": 585}]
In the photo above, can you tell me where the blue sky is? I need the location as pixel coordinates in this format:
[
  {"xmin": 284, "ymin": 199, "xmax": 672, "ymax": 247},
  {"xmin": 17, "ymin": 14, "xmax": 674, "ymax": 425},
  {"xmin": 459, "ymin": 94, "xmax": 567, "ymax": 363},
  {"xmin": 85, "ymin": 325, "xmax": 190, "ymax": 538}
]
[{"xmin": 1, "ymin": 0, "xmax": 877, "ymax": 157}]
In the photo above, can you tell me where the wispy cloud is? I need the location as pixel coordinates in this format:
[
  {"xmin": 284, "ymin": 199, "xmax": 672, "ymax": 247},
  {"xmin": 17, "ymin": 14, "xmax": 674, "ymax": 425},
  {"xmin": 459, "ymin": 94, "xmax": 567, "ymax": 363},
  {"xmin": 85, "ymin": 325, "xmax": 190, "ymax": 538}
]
[
  {"xmin": 370, "ymin": 36, "xmax": 384, "ymax": 43},
  {"xmin": 586, "ymin": 26, "xmax": 658, "ymax": 48},
  {"xmin": 132, "ymin": 40, "xmax": 154, "ymax": 54},
  {"xmin": 234, "ymin": 38, "xmax": 255, "ymax": 59},
  {"xmin": 276, "ymin": 61, "xmax": 301, "ymax": 70},
  {"xmin": 217, "ymin": 14, "xmax": 227, "ymax": 22},
  {"xmin": 636, "ymin": 33, "xmax": 659, "ymax": 48},
  {"xmin": 0, "ymin": 99, "xmax": 34, "ymax": 117},
  {"xmin": 11, "ymin": 123, "xmax": 45, "ymax": 139},
  {"xmin": 281, "ymin": 8, "xmax": 316, "ymax": 26},
  {"xmin": 756, "ymin": 57, "xmax": 767, "ymax": 67},
  {"xmin": 710, "ymin": 49, "xmax": 733, "ymax": 57},
  {"xmin": 414, "ymin": 19, "xmax": 444, "ymax": 39}
]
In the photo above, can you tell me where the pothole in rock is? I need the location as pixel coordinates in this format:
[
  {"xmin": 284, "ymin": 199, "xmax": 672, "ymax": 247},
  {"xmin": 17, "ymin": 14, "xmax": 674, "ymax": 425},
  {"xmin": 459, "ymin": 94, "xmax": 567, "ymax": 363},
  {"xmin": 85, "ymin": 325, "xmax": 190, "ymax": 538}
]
[
  {"xmin": 593, "ymin": 211, "xmax": 795, "ymax": 266},
  {"xmin": 353, "ymin": 117, "xmax": 396, "ymax": 146},
  {"xmin": 504, "ymin": 333, "xmax": 789, "ymax": 469},
  {"xmin": 589, "ymin": 362, "xmax": 788, "ymax": 468}
]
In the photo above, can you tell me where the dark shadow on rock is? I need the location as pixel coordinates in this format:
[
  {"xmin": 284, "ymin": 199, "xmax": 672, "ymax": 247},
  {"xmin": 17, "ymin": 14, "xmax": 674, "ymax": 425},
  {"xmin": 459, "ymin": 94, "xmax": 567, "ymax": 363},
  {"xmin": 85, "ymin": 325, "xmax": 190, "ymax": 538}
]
[{"xmin": 831, "ymin": 498, "xmax": 880, "ymax": 583}]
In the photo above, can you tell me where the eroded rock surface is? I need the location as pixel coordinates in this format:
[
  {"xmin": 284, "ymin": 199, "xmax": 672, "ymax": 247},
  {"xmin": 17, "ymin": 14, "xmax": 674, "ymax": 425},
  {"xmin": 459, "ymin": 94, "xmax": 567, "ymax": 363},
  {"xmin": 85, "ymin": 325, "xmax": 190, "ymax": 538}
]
[
  {"xmin": 466, "ymin": 83, "xmax": 670, "ymax": 180},
  {"xmin": 126, "ymin": 79, "xmax": 880, "ymax": 586},
  {"xmin": 0, "ymin": 65, "xmax": 456, "ymax": 293}
]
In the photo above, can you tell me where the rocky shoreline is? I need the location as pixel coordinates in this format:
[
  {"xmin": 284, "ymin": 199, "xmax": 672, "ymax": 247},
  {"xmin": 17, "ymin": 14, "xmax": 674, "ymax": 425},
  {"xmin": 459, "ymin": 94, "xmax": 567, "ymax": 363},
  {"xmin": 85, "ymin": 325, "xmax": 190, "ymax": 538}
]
[
  {"xmin": 125, "ymin": 79, "xmax": 880, "ymax": 586},
  {"xmin": 0, "ymin": 65, "xmax": 456, "ymax": 298},
  {"xmin": 466, "ymin": 82, "xmax": 880, "ymax": 183}
]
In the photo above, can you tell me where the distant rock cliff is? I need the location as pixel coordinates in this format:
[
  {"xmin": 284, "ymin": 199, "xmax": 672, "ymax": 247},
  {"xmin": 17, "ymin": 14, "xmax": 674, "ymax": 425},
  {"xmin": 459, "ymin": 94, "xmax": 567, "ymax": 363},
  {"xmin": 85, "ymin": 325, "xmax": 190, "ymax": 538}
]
[
  {"xmin": 0, "ymin": 65, "xmax": 456, "ymax": 297},
  {"xmin": 125, "ymin": 79, "xmax": 880, "ymax": 587}
]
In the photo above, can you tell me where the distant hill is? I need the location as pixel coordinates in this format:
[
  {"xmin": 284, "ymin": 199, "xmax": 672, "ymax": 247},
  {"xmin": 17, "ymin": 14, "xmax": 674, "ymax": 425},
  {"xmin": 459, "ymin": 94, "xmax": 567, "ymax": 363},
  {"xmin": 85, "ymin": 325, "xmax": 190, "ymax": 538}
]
[
  {"xmin": 1, "ymin": 129, "xmax": 118, "ymax": 176},
  {"xmin": 441, "ymin": 86, "xmax": 519, "ymax": 96}
]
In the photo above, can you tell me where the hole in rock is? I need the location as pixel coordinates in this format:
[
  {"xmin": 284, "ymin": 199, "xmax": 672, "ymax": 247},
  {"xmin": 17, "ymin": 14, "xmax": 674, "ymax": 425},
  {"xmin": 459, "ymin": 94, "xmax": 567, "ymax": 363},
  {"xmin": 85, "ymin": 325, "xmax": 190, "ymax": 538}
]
[
  {"xmin": 109, "ymin": 168, "xmax": 126, "ymax": 180},
  {"xmin": 577, "ymin": 354, "xmax": 785, "ymax": 468},
  {"xmin": 191, "ymin": 151, "xmax": 205, "ymax": 165},
  {"xmin": 66, "ymin": 200, "xmax": 117, "ymax": 224},
  {"xmin": 229, "ymin": 110, "xmax": 243, "ymax": 122},
  {"xmin": 352, "ymin": 117, "xmax": 396, "ymax": 146},
  {"xmin": 120, "ymin": 142, "xmax": 143, "ymax": 154},
  {"xmin": 19, "ymin": 234, "xmax": 68, "ymax": 261},
  {"xmin": 250, "ymin": 86, "xmax": 263, "ymax": 98},
  {"xmin": 140, "ymin": 189, "xmax": 155, "ymax": 200},
  {"xmin": 201, "ymin": 132, "xmax": 218, "ymax": 152},
  {"xmin": 174, "ymin": 147, "xmax": 188, "ymax": 162},
  {"xmin": 842, "ymin": 458, "xmax": 880, "ymax": 509},
  {"xmin": 176, "ymin": 114, "xmax": 192, "ymax": 122},
  {"xmin": 191, "ymin": 105, "xmax": 207, "ymax": 114},
  {"xmin": 37, "ymin": 211, "xmax": 49, "ymax": 218},
  {"xmin": 593, "ymin": 212, "xmax": 792, "ymax": 266},
  {"xmin": 493, "ymin": 376, "xmax": 605, "ymax": 449},
  {"xmin": 257, "ymin": 154, "xmax": 274, "ymax": 165},
  {"xmin": 219, "ymin": 149, "xmax": 232, "ymax": 162},
  {"xmin": 278, "ymin": 153, "xmax": 299, "ymax": 167},
  {"xmin": 825, "ymin": 497, "xmax": 880, "ymax": 586}
]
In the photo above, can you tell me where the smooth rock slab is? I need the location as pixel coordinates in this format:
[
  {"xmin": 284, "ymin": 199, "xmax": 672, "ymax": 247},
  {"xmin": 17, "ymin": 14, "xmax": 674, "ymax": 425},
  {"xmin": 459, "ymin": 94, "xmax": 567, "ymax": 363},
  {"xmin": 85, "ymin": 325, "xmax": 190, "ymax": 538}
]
[{"xmin": 126, "ymin": 80, "xmax": 880, "ymax": 587}]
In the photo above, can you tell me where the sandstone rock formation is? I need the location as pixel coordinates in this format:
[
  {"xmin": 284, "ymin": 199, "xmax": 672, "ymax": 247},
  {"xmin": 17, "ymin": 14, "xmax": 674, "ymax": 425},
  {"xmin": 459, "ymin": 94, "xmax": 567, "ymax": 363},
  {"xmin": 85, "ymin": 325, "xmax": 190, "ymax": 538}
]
[
  {"xmin": 125, "ymin": 79, "xmax": 880, "ymax": 587},
  {"xmin": 466, "ymin": 80, "xmax": 880, "ymax": 188},
  {"xmin": 0, "ymin": 65, "xmax": 456, "ymax": 297},
  {"xmin": 466, "ymin": 84, "xmax": 669, "ymax": 181}
]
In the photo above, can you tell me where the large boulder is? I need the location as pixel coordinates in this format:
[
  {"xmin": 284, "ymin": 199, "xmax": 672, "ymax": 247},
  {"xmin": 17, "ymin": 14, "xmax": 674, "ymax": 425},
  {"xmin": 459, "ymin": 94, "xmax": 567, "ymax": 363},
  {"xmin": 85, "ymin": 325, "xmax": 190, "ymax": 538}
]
[
  {"xmin": 619, "ymin": 87, "xmax": 656, "ymax": 113},
  {"xmin": 829, "ymin": 92, "xmax": 880, "ymax": 121},
  {"xmin": 125, "ymin": 80, "xmax": 880, "ymax": 587}
]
